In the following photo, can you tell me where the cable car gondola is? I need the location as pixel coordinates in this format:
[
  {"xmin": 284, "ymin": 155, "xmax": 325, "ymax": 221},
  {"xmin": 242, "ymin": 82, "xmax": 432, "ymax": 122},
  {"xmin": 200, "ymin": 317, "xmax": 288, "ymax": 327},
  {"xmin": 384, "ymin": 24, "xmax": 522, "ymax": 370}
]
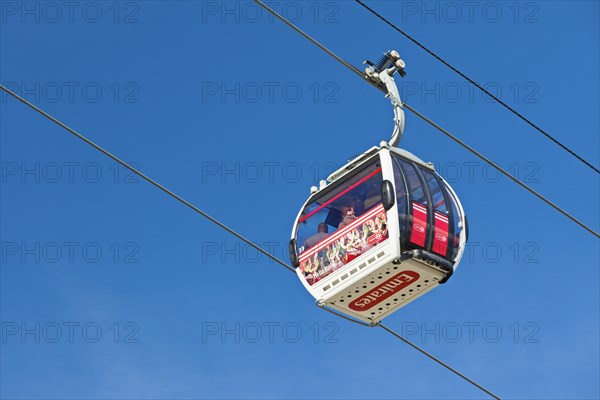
[{"xmin": 289, "ymin": 51, "xmax": 468, "ymax": 324}]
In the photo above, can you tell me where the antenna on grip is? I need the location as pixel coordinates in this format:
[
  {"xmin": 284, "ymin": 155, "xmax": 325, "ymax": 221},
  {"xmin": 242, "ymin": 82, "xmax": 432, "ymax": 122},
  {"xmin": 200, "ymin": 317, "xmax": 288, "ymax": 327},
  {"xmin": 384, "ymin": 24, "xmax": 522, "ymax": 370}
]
[{"xmin": 364, "ymin": 50, "xmax": 407, "ymax": 147}]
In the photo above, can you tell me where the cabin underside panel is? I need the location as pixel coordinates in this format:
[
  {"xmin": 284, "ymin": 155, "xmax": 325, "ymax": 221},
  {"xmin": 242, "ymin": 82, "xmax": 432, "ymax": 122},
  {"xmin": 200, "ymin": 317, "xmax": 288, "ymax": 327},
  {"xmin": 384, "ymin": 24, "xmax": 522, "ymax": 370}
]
[{"xmin": 323, "ymin": 258, "xmax": 448, "ymax": 323}]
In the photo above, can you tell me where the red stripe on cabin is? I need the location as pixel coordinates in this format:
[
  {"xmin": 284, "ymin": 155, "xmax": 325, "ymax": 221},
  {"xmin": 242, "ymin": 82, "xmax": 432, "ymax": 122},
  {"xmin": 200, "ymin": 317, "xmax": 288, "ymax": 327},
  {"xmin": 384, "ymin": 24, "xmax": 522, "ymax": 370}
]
[{"xmin": 299, "ymin": 203, "xmax": 385, "ymax": 262}]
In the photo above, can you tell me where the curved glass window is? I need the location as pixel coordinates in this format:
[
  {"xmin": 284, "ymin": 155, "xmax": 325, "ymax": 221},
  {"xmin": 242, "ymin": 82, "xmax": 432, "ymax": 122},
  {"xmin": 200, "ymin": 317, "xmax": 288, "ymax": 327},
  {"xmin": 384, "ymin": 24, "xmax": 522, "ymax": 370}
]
[
  {"xmin": 295, "ymin": 158, "xmax": 387, "ymax": 285},
  {"xmin": 390, "ymin": 154, "xmax": 460, "ymax": 263},
  {"xmin": 422, "ymin": 170, "xmax": 452, "ymax": 257},
  {"xmin": 391, "ymin": 157, "xmax": 409, "ymax": 249},
  {"xmin": 398, "ymin": 159, "xmax": 429, "ymax": 249},
  {"xmin": 400, "ymin": 160, "xmax": 427, "ymax": 205},
  {"xmin": 422, "ymin": 170, "xmax": 447, "ymax": 214}
]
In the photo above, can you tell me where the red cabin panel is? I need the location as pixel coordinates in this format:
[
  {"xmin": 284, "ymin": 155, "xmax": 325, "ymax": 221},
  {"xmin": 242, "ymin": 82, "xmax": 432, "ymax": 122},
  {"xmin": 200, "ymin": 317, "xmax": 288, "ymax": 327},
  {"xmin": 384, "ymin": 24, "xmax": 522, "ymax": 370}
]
[
  {"xmin": 432, "ymin": 211, "xmax": 449, "ymax": 256},
  {"xmin": 410, "ymin": 201, "xmax": 427, "ymax": 247}
]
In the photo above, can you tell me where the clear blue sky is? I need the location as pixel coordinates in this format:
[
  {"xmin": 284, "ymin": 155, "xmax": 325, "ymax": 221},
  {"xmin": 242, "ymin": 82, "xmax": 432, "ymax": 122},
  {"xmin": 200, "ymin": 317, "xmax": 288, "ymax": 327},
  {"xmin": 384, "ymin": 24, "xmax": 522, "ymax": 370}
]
[{"xmin": 1, "ymin": 1, "xmax": 599, "ymax": 399}]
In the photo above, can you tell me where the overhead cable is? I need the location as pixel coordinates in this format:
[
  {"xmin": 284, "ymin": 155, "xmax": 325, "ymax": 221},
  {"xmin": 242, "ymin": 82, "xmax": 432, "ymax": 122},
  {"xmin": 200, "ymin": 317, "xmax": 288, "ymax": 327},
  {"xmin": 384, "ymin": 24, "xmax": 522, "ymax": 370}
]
[
  {"xmin": 354, "ymin": 0, "xmax": 599, "ymax": 175},
  {"xmin": 253, "ymin": 0, "xmax": 599, "ymax": 239},
  {"xmin": 0, "ymin": 85, "xmax": 296, "ymax": 274}
]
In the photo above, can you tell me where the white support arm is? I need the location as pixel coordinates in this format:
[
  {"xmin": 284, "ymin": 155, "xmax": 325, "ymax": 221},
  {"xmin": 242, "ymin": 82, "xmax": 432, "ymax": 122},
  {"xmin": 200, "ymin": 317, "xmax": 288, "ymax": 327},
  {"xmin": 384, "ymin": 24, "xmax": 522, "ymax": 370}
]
[
  {"xmin": 379, "ymin": 70, "xmax": 405, "ymax": 147},
  {"xmin": 364, "ymin": 51, "xmax": 406, "ymax": 147}
]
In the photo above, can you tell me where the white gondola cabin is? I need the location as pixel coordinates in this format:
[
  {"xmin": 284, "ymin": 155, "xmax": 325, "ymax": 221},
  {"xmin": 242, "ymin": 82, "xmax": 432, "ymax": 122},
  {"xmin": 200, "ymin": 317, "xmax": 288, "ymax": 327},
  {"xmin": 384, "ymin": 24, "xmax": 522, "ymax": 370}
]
[{"xmin": 288, "ymin": 51, "xmax": 468, "ymax": 323}]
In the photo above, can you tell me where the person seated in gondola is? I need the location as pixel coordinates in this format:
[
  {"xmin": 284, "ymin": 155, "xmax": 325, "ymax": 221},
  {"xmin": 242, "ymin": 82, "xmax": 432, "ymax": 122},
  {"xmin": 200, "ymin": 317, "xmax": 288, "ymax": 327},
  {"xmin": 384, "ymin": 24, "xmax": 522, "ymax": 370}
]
[
  {"xmin": 304, "ymin": 223, "xmax": 330, "ymax": 249},
  {"xmin": 338, "ymin": 206, "xmax": 357, "ymax": 229}
]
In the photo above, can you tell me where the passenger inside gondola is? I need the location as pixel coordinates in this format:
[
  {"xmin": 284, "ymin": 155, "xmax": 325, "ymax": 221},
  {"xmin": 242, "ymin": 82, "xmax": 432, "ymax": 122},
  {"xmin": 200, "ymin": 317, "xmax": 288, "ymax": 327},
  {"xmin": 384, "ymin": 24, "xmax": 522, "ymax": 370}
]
[
  {"xmin": 304, "ymin": 223, "xmax": 330, "ymax": 249},
  {"xmin": 338, "ymin": 206, "xmax": 357, "ymax": 229}
]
